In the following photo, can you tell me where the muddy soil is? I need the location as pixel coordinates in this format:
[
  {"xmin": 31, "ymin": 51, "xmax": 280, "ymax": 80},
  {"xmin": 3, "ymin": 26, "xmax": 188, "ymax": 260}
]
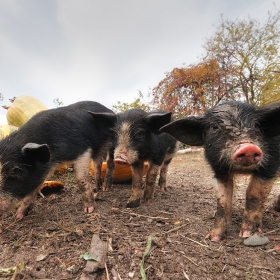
[{"xmin": 1, "ymin": 150, "xmax": 280, "ymax": 280}]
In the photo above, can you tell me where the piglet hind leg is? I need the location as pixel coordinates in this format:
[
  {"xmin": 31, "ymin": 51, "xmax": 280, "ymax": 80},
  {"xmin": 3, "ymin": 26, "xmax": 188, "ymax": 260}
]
[
  {"xmin": 74, "ymin": 151, "xmax": 95, "ymax": 213},
  {"xmin": 239, "ymin": 176, "xmax": 274, "ymax": 238},
  {"xmin": 144, "ymin": 162, "xmax": 160, "ymax": 204},
  {"xmin": 92, "ymin": 159, "xmax": 103, "ymax": 191},
  {"xmin": 126, "ymin": 161, "xmax": 144, "ymax": 208},
  {"xmin": 158, "ymin": 159, "xmax": 172, "ymax": 191},
  {"xmin": 102, "ymin": 153, "xmax": 115, "ymax": 192},
  {"xmin": 206, "ymin": 176, "xmax": 234, "ymax": 242}
]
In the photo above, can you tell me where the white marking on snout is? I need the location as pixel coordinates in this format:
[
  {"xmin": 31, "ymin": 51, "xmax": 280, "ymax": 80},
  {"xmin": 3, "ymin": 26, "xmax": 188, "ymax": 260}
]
[{"xmin": 114, "ymin": 122, "xmax": 139, "ymax": 164}]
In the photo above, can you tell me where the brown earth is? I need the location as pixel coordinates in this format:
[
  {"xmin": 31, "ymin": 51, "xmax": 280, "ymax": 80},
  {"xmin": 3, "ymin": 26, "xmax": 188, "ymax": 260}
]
[{"xmin": 1, "ymin": 150, "xmax": 280, "ymax": 280}]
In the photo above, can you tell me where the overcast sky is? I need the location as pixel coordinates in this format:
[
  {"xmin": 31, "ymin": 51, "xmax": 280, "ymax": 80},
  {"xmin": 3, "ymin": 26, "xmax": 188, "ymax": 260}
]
[{"xmin": 0, "ymin": 0, "xmax": 275, "ymax": 123}]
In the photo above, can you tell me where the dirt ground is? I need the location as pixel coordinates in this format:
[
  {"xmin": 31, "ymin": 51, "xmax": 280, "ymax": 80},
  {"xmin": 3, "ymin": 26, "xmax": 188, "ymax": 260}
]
[{"xmin": 1, "ymin": 149, "xmax": 280, "ymax": 280}]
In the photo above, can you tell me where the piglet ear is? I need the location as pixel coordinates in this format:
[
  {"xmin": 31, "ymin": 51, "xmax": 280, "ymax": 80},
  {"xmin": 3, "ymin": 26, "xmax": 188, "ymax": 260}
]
[
  {"xmin": 257, "ymin": 102, "xmax": 280, "ymax": 137},
  {"xmin": 160, "ymin": 116, "xmax": 205, "ymax": 146},
  {"xmin": 22, "ymin": 143, "xmax": 50, "ymax": 163},
  {"xmin": 88, "ymin": 111, "xmax": 116, "ymax": 128},
  {"xmin": 145, "ymin": 112, "xmax": 172, "ymax": 134}
]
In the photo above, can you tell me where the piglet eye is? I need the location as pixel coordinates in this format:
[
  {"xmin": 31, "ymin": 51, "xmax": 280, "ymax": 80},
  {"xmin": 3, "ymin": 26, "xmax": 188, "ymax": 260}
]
[
  {"xmin": 211, "ymin": 124, "xmax": 219, "ymax": 130},
  {"xmin": 135, "ymin": 131, "xmax": 146, "ymax": 141},
  {"xmin": 10, "ymin": 166, "xmax": 26, "ymax": 178}
]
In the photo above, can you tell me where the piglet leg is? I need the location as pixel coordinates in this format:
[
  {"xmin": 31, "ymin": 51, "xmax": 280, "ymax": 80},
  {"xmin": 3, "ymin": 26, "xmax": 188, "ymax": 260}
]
[
  {"xmin": 273, "ymin": 194, "xmax": 280, "ymax": 212},
  {"xmin": 144, "ymin": 162, "xmax": 160, "ymax": 203},
  {"xmin": 126, "ymin": 160, "xmax": 144, "ymax": 208},
  {"xmin": 206, "ymin": 175, "xmax": 234, "ymax": 242},
  {"xmin": 15, "ymin": 190, "xmax": 38, "ymax": 219},
  {"xmin": 239, "ymin": 176, "xmax": 274, "ymax": 237},
  {"xmin": 74, "ymin": 151, "xmax": 95, "ymax": 213},
  {"xmin": 92, "ymin": 159, "xmax": 103, "ymax": 191},
  {"xmin": 102, "ymin": 153, "xmax": 115, "ymax": 192},
  {"xmin": 158, "ymin": 159, "xmax": 171, "ymax": 191}
]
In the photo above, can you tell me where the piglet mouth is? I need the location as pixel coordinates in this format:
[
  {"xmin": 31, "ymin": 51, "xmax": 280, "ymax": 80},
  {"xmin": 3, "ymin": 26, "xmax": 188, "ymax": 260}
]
[{"xmin": 114, "ymin": 155, "xmax": 131, "ymax": 166}]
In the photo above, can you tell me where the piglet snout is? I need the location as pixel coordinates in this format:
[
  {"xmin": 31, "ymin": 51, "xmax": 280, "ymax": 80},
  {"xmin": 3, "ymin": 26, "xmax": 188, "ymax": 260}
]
[
  {"xmin": 233, "ymin": 142, "xmax": 262, "ymax": 166},
  {"xmin": 0, "ymin": 200, "xmax": 11, "ymax": 214},
  {"xmin": 114, "ymin": 154, "xmax": 131, "ymax": 166}
]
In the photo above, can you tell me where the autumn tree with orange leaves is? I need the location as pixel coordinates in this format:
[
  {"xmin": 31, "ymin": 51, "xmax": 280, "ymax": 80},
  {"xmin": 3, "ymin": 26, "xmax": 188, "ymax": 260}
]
[
  {"xmin": 152, "ymin": 59, "xmax": 240, "ymax": 118},
  {"xmin": 152, "ymin": 7, "xmax": 280, "ymax": 118}
]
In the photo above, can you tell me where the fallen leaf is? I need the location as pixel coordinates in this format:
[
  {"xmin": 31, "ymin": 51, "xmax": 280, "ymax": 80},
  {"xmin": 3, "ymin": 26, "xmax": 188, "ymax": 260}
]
[{"xmin": 81, "ymin": 252, "xmax": 98, "ymax": 261}]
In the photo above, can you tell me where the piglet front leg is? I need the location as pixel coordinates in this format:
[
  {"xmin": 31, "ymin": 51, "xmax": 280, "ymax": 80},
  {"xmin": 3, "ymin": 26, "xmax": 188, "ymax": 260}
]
[
  {"xmin": 239, "ymin": 176, "xmax": 274, "ymax": 237},
  {"xmin": 15, "ymin": 190, "xmax": 38, "ymax": 219},
  {"xmin": 74, "ymin": 152, "xmax": 95, "ymax": 213},
  {"xmin": 206, "ymin": 176, "xmax": 234, "ymax": 242},
  {"xmin": 126, "ymin": 160, "xmax": 144, "ymax": 208}
]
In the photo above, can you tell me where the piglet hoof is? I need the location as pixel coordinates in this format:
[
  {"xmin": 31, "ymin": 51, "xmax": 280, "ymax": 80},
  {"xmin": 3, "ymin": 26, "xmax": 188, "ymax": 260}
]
[
  {"xmin": 239, "ymin": 230, "xmax": 252, "ymax": 238},
  {"xmin": 239, "ymin": 221, "xmax": 262, "ymax": 238},
  {"xmin": 239, "ymin": 227, "xmax": 262, "ymax": 238},
  {"xmin": 160, "ymin": 186, "xmax": 167, "ymax": 192},
  {"xmin": 102, "ymin": 186, "xmax": 110, "ymax": 192},
  {"xmin": 143, "ymin": 189, "xmax": 154, "ymax": 202},
  {"xmin": 15, "ymin": 208, "xmax": 29, "ymax": 219},
  {"xmin": 144, "ymin": 198, "xmax": 153, "ymax": 204},
  {"xmin": 205, "ymin": 228, "xmax": 224, "ymax": 242},
  {"xmin": 15, "ymin": 203, "xmax": 34, "ymax": 219},
  {"xmin": 126, "ymin": 198, "xmax": 140, "ymax": 208},
  {"xmin": 84, "ymin": 205, "xmax": 95, "ymax": 213}
]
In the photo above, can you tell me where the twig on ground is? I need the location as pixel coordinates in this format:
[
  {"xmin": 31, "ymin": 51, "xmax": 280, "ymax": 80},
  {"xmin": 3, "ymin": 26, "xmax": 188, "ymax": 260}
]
[
  {"xmin": 221, "ymin": 264, "xmax": 227, "ymax": 273},
  {"xmin": 184, "ymin": 236, "xmax": 210, "ymax": 248},
  {"xmin": 38, "ymin": 190, "xmax": 45, "ymax": 198},
  {"xmin": 252, "ymin": 265, "xmax": 272, "ymax": 271},
  {"xmin": 265, "ymin": 228, "xmax": 280, "ymax": 234},
  {"xmin": 158, "ymin": 210, "xmax": 173, "ymax": 215},
  {"xmin": 118, "ymin": 209, "xmax": 169, "ymax": 220},
  {"xmin": 156, "ymin": 223, "xmax": 189, "ymax": 236},
  {"xmin": 2, "ymin": 219, "xmax": 21, "ymax": 232},
  {"xmin": 105, "ymin": 262, "xmax": 110, "ymax": 280},
  {"xmin": 175, "ymin": 250, "xmax": 198, "ymax": 267},
  {"xmin": 183, "ymin": 270, "xmax": 190, "ymax": 279},
  {"xmin": 55, "ymin": 257, "xmax": 66, "ymax": 268}
]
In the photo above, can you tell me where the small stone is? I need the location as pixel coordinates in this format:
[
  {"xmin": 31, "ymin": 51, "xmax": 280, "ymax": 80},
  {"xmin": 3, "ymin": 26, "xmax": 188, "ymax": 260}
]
[
  {"xmin": 244, "ymin": 233, "xmax": 269, "ymax": 246},
  {"xmin": 36, "ymin": 254, "xmax": 48, "ymax": 261},
  {"xmin": 23, "ymin": 240, "xmax": 34, "ymax": 246},
  {"xmin": 128, "ymin": 272, "xmax": 135, "ymax": 278}
]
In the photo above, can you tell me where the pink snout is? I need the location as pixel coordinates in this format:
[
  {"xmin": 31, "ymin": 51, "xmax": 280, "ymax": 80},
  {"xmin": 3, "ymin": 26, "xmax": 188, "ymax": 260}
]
[
  {"xmin": 114, "ymin": 154, "xmax": 131, "ymax": 166},
  {"xmin": 233, "ymin": 143, "xmax": 262, "ymax": 166}
]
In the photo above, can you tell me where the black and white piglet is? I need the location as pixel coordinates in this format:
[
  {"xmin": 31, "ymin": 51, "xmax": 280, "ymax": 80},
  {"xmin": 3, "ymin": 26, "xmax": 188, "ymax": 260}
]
[
  {"xmin": 161, "ymin": 100, "xmax": 280, "ymax": 241},
  {"xmin": 0, "ymin": 101, "xmax": 115, "ymax": 218},
  {"xmin": 92, "ymin": 108, "xmax": 179, "ymax": 208}
]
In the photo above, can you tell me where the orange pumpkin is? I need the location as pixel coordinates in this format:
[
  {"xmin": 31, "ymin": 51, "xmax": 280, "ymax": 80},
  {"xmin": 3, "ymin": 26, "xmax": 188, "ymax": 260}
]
[{"xmin": 90, "ymin": 161, "xmax": 148, "ymax": 184}]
